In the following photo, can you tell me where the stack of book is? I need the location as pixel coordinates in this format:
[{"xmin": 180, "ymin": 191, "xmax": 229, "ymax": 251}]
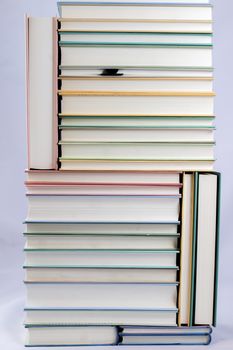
[{"xmin": 24, "ymin": 0, "xmax": 221, "ymax": 347}]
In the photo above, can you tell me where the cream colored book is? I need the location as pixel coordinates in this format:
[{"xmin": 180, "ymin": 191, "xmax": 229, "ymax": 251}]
[
  {"xmin": 59, "ymin": 76, "xmax": 213, "ymax": 92},
  {"xmin": 60, "ymin": 44, "xmax": 212, "ymax": 68},
  {"xmin": 25, "ymin": 308, "xmax": 178, "ymax": 326},
  {"xmin": 59, "ymin": 91, "xmax": 214, "ymax": 115}
]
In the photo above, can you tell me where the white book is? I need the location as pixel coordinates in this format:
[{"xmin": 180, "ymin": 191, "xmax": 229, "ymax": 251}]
[
  {"xmin": 59, "ymin": 20, "xmax": 213, "ymax": 34},
  {"xmin": 24, "ymin": 267, "xmax": 178, "ymax": 283},
  {"xmin": 60, "ymin": 45, "xmax": 212, "ymax": 68},
  {"xmin": 25, "ymin": 282, "xmax": 178, "ymax": 308},
  {"xmin": 59, "ymin": 32, "xmax": 212, "ymax": 44},
  {"xmin": 25, "ymin": 309, "xmax": 177, "ymax": 326},
  {"xmin": 26, "ymin": 195, "xmax": 180, "ymax": 222},
  {"xmin": 195, "ymin": 173, "xmax": 218, "ymax": 325},
  {"xmin": 123, "ymin": 326, "xmax": 212, "ymax": 334},
  {"xmin": 59, "ymin": 159, "xmax": 214, "ymax": 171},
  {"xmin": 25, "ymin": 222, "xmax": 179, "ymax": 235},
  {"xmin": 27, "ymin": 17, "xmax": 56, "ymax": 169},
  {"xmin": 120, "ymin": 334, "xmax": 211, "ymax": 345},
  {"xmin": 26, "ymin": 170, "xmax": 181, "ymax": 184},
  {"xmin": 26, "ymin": 326, "xmax": 118, "ymax": 346},
  {"xmin": 26, "ymin": 184, "xmax": 181, "ymax": 196},
  {"xmin": 25, "ymin": 249, "xmax": 178, "ymax": 267},
  {"xmin": 60, "ymin": 93, "xmax": 214, "ymax": 115},
  {"xmin": 58, "ymin": 3, "xmax": 212, "ymax": 21},
  {"xmin": 25, "ymin": 234, "xmax": 178, "ymax": 250},
  {"xmin": 26, "ymin": 325, "xmax": 118, "ymax": 346},
  {"xmin": 178, "ymin": 173, "xmax": 193, "ymax": 325},
  {"xmin": 60, "ymin": 127, "xmax": 214, "ymax": 142},
  {"xmin": 60, "ymin": 67, "xmax": 213, "ymax": 78},
  {"xmin": 60, "ymin": 141, "xmax": 214, "ymax": 160},
  {"xmin": 60, "ymin": 116, "xmax": 215, "ymax": 128},
  {"xmin": 60, "ymin": 76, "xmax": 213, "ymax": 92}
]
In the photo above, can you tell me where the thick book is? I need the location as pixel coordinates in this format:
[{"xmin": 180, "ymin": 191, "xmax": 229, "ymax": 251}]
[
  {"xmin": 26, "ymin": 325, "xmax": 119, "ymax": 347},
  {"xmin": 26, "ymin": 194, "xmax": 180, "ymax": 222},
  {"xmin": 25, "ymin": 282, "xmax": 178, "ymax": 309},
  {"xmin": 24, "ymin": 232, "xmax": 179, "ymax": 250},
  {"xmin": 60, "ymin": 43, "xmax": 212, "ymax": 68},
  {"xmin": 26, "ymin": 17, "xmax": 58, "ymax": 169},
  {"xmin": 59, "ymin": 91, "xmax": 214, "ymax": 115},
  {"xmin": 58, "ymin": 3, "xmax": 212, "ymax": 22}
]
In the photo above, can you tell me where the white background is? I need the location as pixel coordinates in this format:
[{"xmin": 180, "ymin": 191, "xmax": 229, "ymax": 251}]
[{"xmin": 0, "ymin": 0, "xmax": 233, "ymax": 349}]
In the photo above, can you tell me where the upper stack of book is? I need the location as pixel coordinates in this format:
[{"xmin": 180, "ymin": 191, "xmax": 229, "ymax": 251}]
[{"xmin": 24, "ymin": 0, "xmax": 221, "ymax": 347}]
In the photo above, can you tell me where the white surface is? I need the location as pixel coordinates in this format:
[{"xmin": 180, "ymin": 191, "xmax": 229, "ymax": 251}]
[{"xmin": 0, "ymin": 0, "xmax": 233, "ymax": 349}]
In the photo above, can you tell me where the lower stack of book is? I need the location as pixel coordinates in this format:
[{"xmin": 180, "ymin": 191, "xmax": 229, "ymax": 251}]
[
  {"xmin": 24, "ymin": 171, "xmax": 220, "ymax": 347},
  {"xmin": 26, "ymin": 325, "xmax": 212, "ymax": 347}
]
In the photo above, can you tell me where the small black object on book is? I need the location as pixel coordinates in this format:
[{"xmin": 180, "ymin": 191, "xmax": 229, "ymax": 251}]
[{"xmin": 100, "ymin": 68, "xmax": 123, "ymax": 76}]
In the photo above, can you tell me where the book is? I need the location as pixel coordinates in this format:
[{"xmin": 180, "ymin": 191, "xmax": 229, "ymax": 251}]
[
  {"xmin": 59, "ymin": 66, "xmax": 214, "ymax": 77},
  {"xmin": 121, "ymin": 325, "xmax": 212, "ymax": 334},
  {"xmin": 59, "ymin": 31, "xmax": 213, "ymax": 44},
  {"xmin": 178, "ymin": 172, "xmax": 194, "ymax": 325},
  {"xmin": 58, "ymin": 3, "xmax": 212, "ymax": 22},
  {"xmin": 120, "ymin": 332, "xmax": 211, "ymax": 345},
  {"xmin": 24, "ymin": 249, "xmax": 179, "ymax": 267},
  {"xmin": 60, "ymin": 43, "xmax": 212, "ymax": 68},
  {"xmin": 26, "ymin": 169, "xmax": 181, "ymax": 184},
  {"xmin": 26, "ymin": 194, "xmax": 180, "ymax": 222},
  {"xmin": 119, "ymin": 325, "xmax": 212, "ymax": 345},
  {"xmin": 25, "ymin": 308, "xmax": 178, "ymax": 326},
  {"xmin": 24, "ymin": 232, "xmax": 179, "ymax": 250},
  {"xmin": 25, "ymin": 221, "xmax": 179, "ymax": 235},
  {"xmin": 26, "ymin": 17, "xmax": 57, "ymax": 169},
  {"xmin": 59, "ymin": 76, "xmax": 213, "ymax": 92},
  {"xmin": 25, "ymin": 183, "xmax": 182, "ymax": 195},
  {"xmin": 24, "ymin": 266, "xmax": 179, "ymax": 283},
  {"xmin": 194, "ymin": 172, "xmax": 220, "ymax": 326},
  {"xmin": 59, "ymin": 141, "xmax": 215, "ymax": 160},
  {"xmin": 59, "ymin": 91, "xmax": 214, "ymax": 115},
  {"xmin": 59, "ymin": 126, "xmax": 215, "ymax": 142},
  {"xmin": 25, "ymin": 282, "xmax": 178, "ymax": 309},
  {"xmin": 59, "ymin": 159, "xmax": 215, "ymax": 171},
  {"xmin": 26, "ymin": 325, "xmax": 119, "ymax": 346},
  {"xmin": 59, "ymin": 19, "xmax": 212, "ymax": 34},
  {"xmin": 60, "ymin": 115, "xmax": 215, "ymax": 128}
]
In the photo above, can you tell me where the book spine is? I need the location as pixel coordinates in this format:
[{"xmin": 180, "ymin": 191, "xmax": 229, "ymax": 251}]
[
  {"xmin": 53, "ymin": 17, "xmax": 59, "ymax": 170},
  {"xmin": 213, "ymin": 172, "xmax": 221, "ymax": 326},
  {"xmin": 188, "ymin": 172, "xmax": 199, "ymax": 326}
]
